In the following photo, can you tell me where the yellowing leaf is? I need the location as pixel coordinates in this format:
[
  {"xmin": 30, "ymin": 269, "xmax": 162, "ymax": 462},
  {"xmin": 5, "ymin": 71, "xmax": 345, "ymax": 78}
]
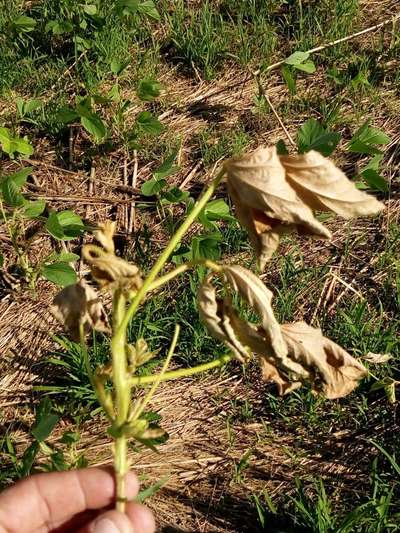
[
  {"xmin": 224, "ymin": 146, "xmax": 331, "ymax": 269},
  {"xmin": 280, "ymin": 150, "xmax": 384, "ymax": 218}
]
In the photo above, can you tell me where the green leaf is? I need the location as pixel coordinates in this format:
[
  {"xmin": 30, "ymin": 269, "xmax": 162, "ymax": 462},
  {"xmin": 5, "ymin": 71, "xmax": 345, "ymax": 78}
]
[
  {"xmin": 57, "ymin": 107, "xmax": 79, "ymax": 123},
  {"xmin": 363, "ymin": 154, "xmax": 383, "ymax": 172},
  {"xmin": 5, "ymin": 167, "xmax": 33, "ymax": 188},
  {"xmin": 25, "ymin": 99, "xmax": 42, "ymax": 114},
  {"xmin": 276, "ymin": 139, "xmax": 289, "ymax": 155},
  {"xmin": 141, "ymin": 177, "xmax": 167, "ymax": 196},
  {"xmin": 45, "ymin": 210, "xmax": 84, "ymax": 240},
  {"xmin": 361, "ymin": 169, "xmax": 388, "ymax": 192},
  {"xmin": 20, "ymin": 442, "xmax": 40, "ymax": 477},
  {"xmin": 293, "ymin": 60, "xmax": 315, "ymax": 73},
  {"xmin": 161, "ymin": 187, "xmax": 189, "ymax": 204},
  {"xmin": 11, "ymin": 136, "xmax": 34, "ymax": 156},
  {"xmin": 80, "ymin": 114, "xmax": 107, "ymax": 142},
  {"xmin": 297, "ymin": 119, "xmax": 340, "ymax": 156},
  {"xmin": 32, "ymin": 399, "xmax": 59, "ymax": 442},
  {"xmin": 16, "ymin": 97, "xmax": 25, "ymax": 117},
  {"xmin": 111, "ymin": 59, "xmax": 130, "ymax": 76},
  {"xmin": 137, "ymin": 78, "xmax": 162, "ymax": 101},
  {"xmin": 284, "ymin": 51, "xmax": 310, "ymax": 65},
  {"xmin": 41, "ymin": 262, "xmax": 77, "ymax": 287},
  {"xmin": 198, "ymin": 199, "xmax": 235, "ymax": 230},
  {"xmin": 137, "ymin": 1, "xmax": 160, "ymax": 20},
  {"xmin": 281, "ymin": 65, "xmax": 296, "ymax": 95},
  {"xmin": 153, "ymin": 150, "xmax": 179, "ymax": 180},
  {"xmin": 55, "ymin": 252, "xmax": 80, "ymax": 263},
  {"xmin": 83, "ymin": 4, "xmax": 97, "ymax": 15},
  {"xmin": 135, "ymin": 476, "xmax": 170, "ymax": 503},
  {"xmin": 136, "ymin": 111, "xmax": 164, "ymax": 135},
  {"xmin": 13, "ymin": 15, "xmax": 36, "ymax": 32},
  {"xmin": 22, "ymin": 199, "xmax": 46, "ymax": 219},
  {"xmin": 191, "ymin": 233, "xmax": 222, "ymax": 261},
  {"xmin": 348, "ymin": 121, "xmax": 390, "ymax": 155},
  {"xmin": 1, "ymin": 178, "xmax": 25, "ymax": 207}
]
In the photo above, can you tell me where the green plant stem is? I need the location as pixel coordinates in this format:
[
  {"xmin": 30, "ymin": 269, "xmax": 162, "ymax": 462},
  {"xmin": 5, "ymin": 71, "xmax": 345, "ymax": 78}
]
[
  {"xmin": 116, "ymin": 168, "xmax": 225, "ymax": 338},
  {"xmin": 130, "ymin": 354, "xmax": 233, "ymax": 387},
  {"xmin": 110, "ymin": 290, "xmax": 130, "ymax": 513},
  {"xmin": 148, "ymin": 259, "xmax": 222, "ymax": 292}
]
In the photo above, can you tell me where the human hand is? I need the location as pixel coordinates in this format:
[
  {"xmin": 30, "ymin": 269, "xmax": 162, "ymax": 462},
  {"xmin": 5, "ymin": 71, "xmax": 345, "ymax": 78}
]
[{"xmin": 0, "ymin": 467, "xmax": 155, "ymax": 532}]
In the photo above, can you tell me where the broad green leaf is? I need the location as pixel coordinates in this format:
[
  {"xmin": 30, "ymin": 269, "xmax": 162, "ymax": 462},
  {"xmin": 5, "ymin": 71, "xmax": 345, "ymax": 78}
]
[
  {"xmin": 281, "ymin": 65, "xmax": 296, "ymax": 95},
  {"xmin": 13, "ymin": 15, "xmax": 36, "ymax": 32},
  {"xmin": 45, "ymin": 210, "xmax": 84, "ymax": 240},
  {"xmin": 81, "ymin": 114, "xmax": 107, "ymax": 142},
  {"xmin": 55, "ymin": 252, "xmax": 80, "ymax": 263},
  {"xmin": 191, "ymin": 233, "xmax": 222, "ymax": 261},
  {"xmin": 297, "ymin": 119, "xmax": 340, "ymax": 156},
  {"xmin": 137, "ymin": 1, "xmax": 160, "ymax": 20},
  {"xmin": 83, "ymin": 4, "xmax": 97, "ymax": 15},
  {"xmin": 153, "ymin": 150, "xmax": 179, "ymax": 180},
  {"xmin": 348, "ymin": 121, "xmax": 390, "ymax": 155},
  {"xmin": 136, "ymin": 111, "xmax": 164, "ymax": 135},
  {"xmin": 12, "ymin": 136, "xmax": 34, "ymax": 156},
  {"xmin": 5, "ymin": 167, "xmax": 33, "ymax": 188},
  {"xmin": 161, "ymin": 187, "xmax": 189, "ymax": 204},
  {"xmin": 141, "ymin": 177, "xmax": 167, "ymax": 196},
  {"xmin": 57, "ymin": 107, "xmax": 79, "ymax": 123},
  {"xmin": 293, "ymin": 60, "xmax": 315, "ymax": 73},
  {"xmin": 137, "ymin": 78, "xmax": 162, "ymax": 101},
  {"xmin": 25, "ymin": 99, "xmax": 42, "ymax": 114},
  {"xmin": 32, "ymin": 412, "xmax": 59, "ymax": 441},
  {"xmin": 198, "ymin": 199, "xmax": 235, "ymax": 230},
  {"xmin": 284, "ymin": 51, "xmax": 310, "ymax": 66},
  {"xmin": 110, "ymin": 59, "xmax": 130, "ymax": 76},
  {"xmin": 0, "ymin": 127, "xmax": 11, "ymax": 153},
  {"xmin": 22, "ymin": 199, "xmax": 46, "ymax": 219},
  {"xmin": 20, "ymin": 442, "xmax": 40, "ymax": 477},
  {"xmin": 361, "ymin": 169, "xmax": 388, "ymax": 192},
  {"xmin": 16, "ymin": 97, "xmax": 25, "ymax": 116},
  {"xmin": 1, "ymin": 178, "xmax": 25, "ymax": 207},
  {"xmin": 41, "ymin": 262, "xmax": 77, "ymax": 287},
  {"xmin": 363, "ymin": 154, "xmax": 383, "ymax": 172},
  {"xmin": 347, "ymin": 140, "xmax": 382, "ymax": 156}
]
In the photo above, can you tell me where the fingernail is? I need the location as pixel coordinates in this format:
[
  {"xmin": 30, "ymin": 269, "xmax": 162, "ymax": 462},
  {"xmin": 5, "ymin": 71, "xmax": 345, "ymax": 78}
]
[{"xmin": 93, "ymin": 518, "xmax": 131, "ymax": 533}]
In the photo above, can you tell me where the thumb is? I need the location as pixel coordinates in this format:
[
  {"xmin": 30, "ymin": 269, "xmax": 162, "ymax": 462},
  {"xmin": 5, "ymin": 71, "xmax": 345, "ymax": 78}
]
[{"xmin": 83, "ymin": 510, "xmax": 134, "ymax": 533}]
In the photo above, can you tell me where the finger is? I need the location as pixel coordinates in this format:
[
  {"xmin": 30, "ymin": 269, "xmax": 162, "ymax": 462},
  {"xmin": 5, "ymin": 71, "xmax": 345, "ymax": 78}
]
[
  {"xmin": 0, "ymin": 467, "xmax": 139, "ymax": 532},
  {"xmin": 125, "ymin": 503, "xmax": 156, "ymax": 533},
  {"xmin": 79, "ymin": 510, "xmax": 134, "ymax": 533}
]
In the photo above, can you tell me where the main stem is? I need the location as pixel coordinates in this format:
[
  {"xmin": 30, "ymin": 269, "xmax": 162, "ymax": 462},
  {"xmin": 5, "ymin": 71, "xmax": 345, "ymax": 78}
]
[
  {"xmin": 116, "ymin": 168, "xmax": 226, "ymax": 337},
  {"xmin": 111, "ymin": 290, "xmax": 130, "ymax": 512}
]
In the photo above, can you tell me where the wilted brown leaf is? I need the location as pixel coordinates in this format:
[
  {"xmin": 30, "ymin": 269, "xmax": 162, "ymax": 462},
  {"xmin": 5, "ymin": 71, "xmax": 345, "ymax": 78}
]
[
  {"xmin": 51, "ymin": 280, "xmax": 109, "ymax": 341},
  {"xmin": 94, "ymin": 220, "xmax": 117, "ymax": 254},
  {"xmin": 224, "ymin": 146, "xmax": 331, "ymax": 269},
  {"xmin": 281, "ymin": 322, "xmax": 368, "ymax": 399},
  {"xmin": 82, "ymin": 244, "xmax": 143, "ymax": 293},
  {"xmin": 281, "ymin": 150, "xmax": 384, "ymax": 218}
]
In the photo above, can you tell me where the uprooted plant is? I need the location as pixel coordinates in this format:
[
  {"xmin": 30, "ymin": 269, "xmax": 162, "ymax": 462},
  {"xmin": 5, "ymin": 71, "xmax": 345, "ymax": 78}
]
[{"xmin": 51, "ymin": 142, "xmax": 384, "ymax": 511}]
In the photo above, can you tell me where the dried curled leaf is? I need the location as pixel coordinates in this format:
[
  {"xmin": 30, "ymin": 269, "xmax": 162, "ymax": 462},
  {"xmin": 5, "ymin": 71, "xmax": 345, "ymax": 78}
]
[
  {"xmin": 224, "ymin": 146, "xmax": 331, "ymax": 269},
  {"xmin": 51, "ymin": 280, "xmax": 109, "ymax": 341},
  {"xmin": 127, "ymin": 338, "xmax": 155, "ymax": 369},
  {"xmin": 82, "ymin": 244, "xmax": 143, "ymax": 293},
  {"xmin": 280, "ymin": 322, "xmax": 367, "ymax": 399},
  {"xmin": 198, "ymin": 279, "xmax": 252, "ymax": 362},
  {"xmin": 363, "ymin": 352, "xmax": 392, "ymax": 364},
  {"xmin": 198, "ymin": 265, "xmax": 367, "ymax": 399},
  {"xmin": 281, "ymin": 150, "xmax": 384, "ymax": 218},
  {"xmin": 94, "ymin": 220, "xmax": 117, "ymax": 254}
]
